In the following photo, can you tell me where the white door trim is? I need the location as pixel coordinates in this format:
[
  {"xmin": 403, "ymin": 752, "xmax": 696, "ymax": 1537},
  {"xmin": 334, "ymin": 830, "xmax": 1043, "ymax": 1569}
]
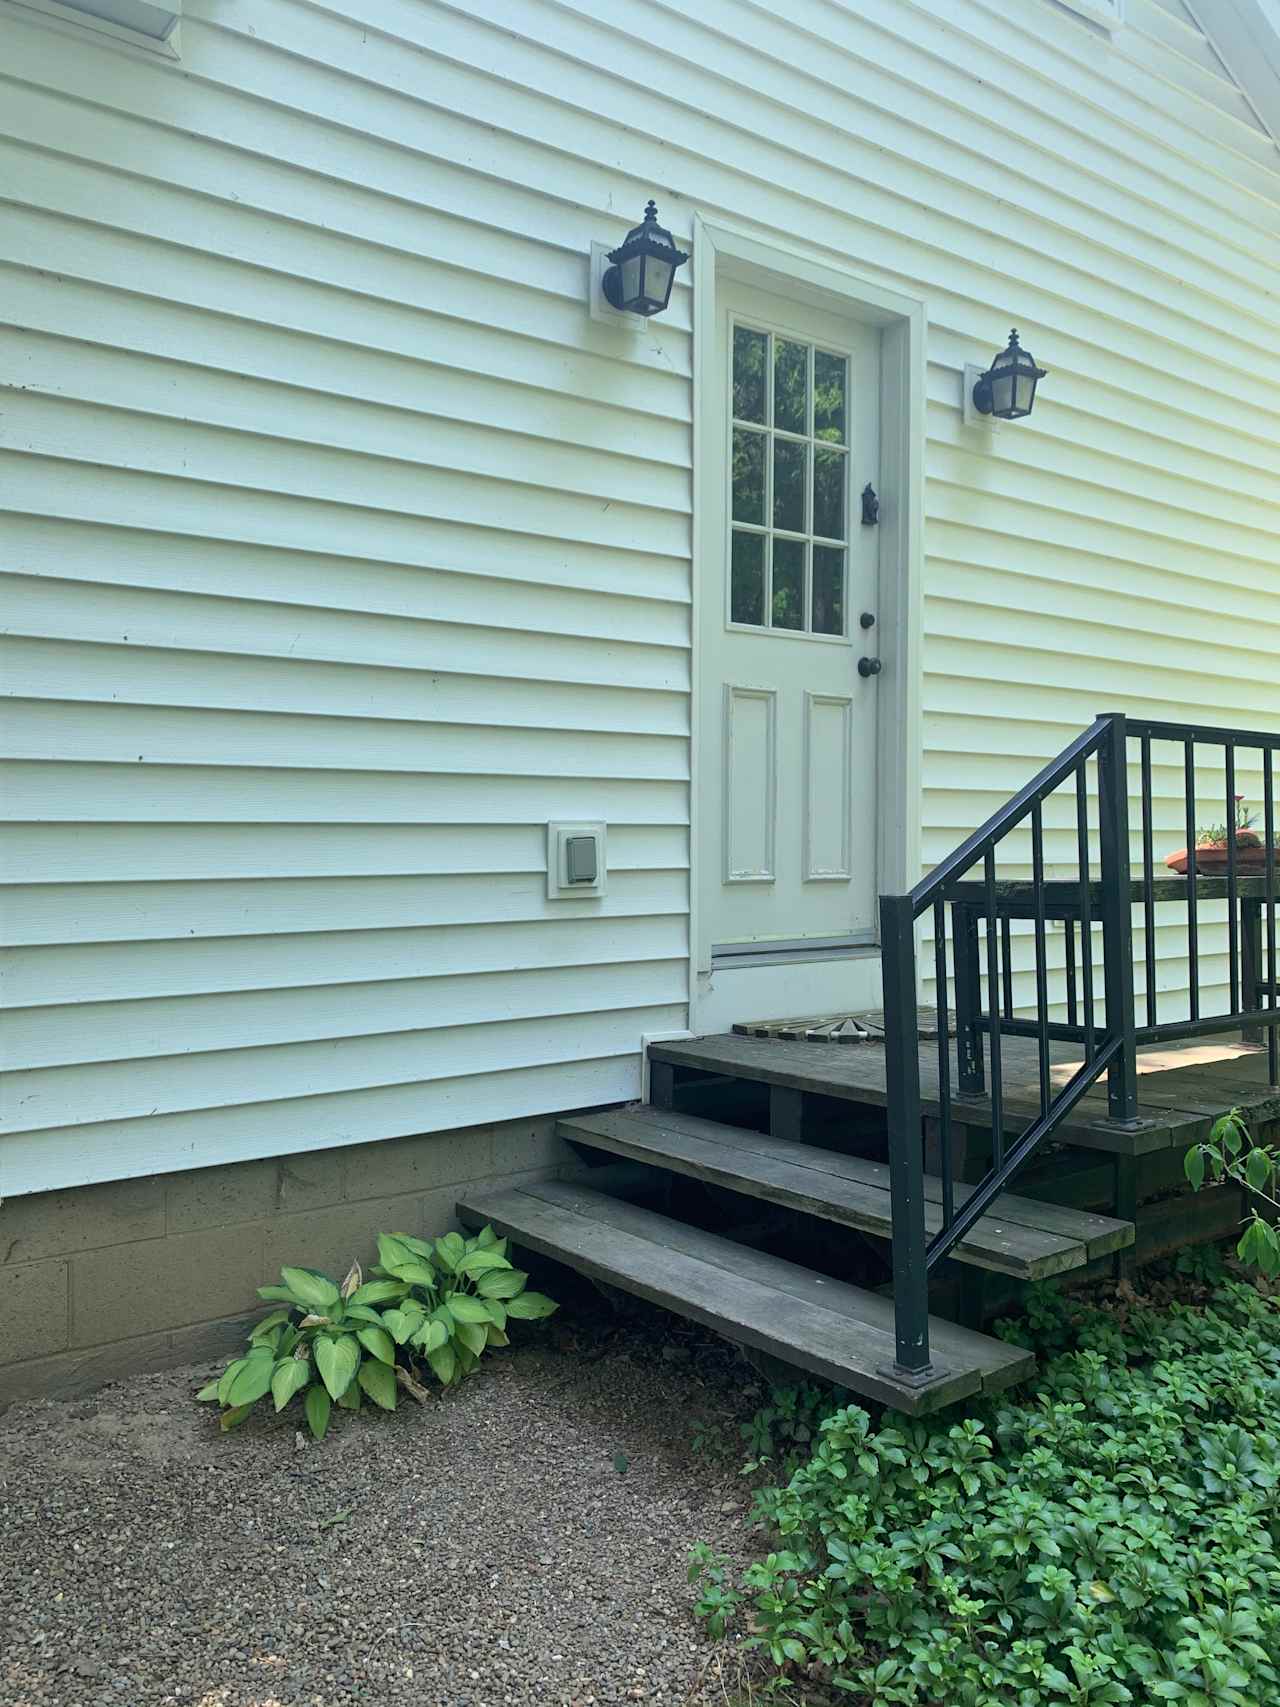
[{"xmin": 689, "ymin": 216, "xmax": 926, "ymax": 1032}]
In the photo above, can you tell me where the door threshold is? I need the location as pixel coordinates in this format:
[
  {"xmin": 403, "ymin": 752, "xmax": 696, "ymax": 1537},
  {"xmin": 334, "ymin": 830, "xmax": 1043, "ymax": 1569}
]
[{"xmin": 711, "ymin": 939, "xmax": 879, "ymax": 971}]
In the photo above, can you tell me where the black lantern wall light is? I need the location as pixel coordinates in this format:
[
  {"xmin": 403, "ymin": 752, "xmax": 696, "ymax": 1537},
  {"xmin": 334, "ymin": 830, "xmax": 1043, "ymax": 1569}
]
[
  {"xmin": 968, "ymin": 328, "xmax": 1046, "ymax": 422},
  {"xmin": 601, "ymin": 200, "xmax": 688, "ymax": 318}
]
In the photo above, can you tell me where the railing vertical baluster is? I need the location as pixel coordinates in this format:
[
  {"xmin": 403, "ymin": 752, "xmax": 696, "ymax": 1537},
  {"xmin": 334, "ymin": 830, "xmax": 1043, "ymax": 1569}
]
[
  {"xmin": 880, "ymin": 894, "xmax": 932, "ymax": 1377},
  {"xmin": 1140, "ymin": 734, "xmax": 1157, "ymax": 1028},
  {"xmin": 1266, "ymin": 748, "xmax": 1277, "ymax": 1088},
  {"xmin": 1226, "ymin": 743, "xmax": 1240, "ymax": 1015},
  {"xmin": 984, "ymin": 847, "xmax": 1004, "ymax": 1169},
  {"xmin": 1098, "ymin": 713, "xmax": 1137, "ymax": 1123},
  {"xmin": 933, "ymin": 898, "xmax": 954, "ymax": 1231},
  {"xmin": 1184, "ymin": 740, "xmax": 1200, "ymax": 1022},
  {"xmin": 1032, "ymin": 801, "xmax": 1050, "ymax": 1119},
  {"xmin": 953, "ymin": 903, "xmax": 984, "ymax": 1094},
  {"xmin": 1077, "ymin": 764, "xmax": 1096, "ymax": 1065},
  {"xmin": 1065, "ymin": 916, "xmax": 1078, "ymax": 1030},
  {"xmin": 1001, "ymin": 915, "xmax": 1013, "ymax": 1021}
]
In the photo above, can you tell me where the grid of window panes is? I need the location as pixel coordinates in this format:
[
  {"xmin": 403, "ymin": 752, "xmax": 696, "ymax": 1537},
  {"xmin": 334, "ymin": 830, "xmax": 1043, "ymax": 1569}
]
[{"xmin": 729, "ymin": 322, "xmax": 848, "ymax": 637}]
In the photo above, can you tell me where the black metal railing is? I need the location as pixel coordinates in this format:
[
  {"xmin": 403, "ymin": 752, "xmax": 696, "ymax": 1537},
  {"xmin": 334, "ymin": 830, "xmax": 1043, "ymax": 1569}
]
[{"xmin": 880, "ymin": 712, "xmax": 1279, "ymax": 1381}]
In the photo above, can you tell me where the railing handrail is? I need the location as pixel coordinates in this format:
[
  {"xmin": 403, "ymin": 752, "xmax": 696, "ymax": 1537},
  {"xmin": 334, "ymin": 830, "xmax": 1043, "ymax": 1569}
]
[
  {"xmin": 907, "ymin": 717, "xmax": 1113, "ymax": 917},
  {"xmin": 878, "ymin": 709, "xmax": 1278, "ymax": 1386}
]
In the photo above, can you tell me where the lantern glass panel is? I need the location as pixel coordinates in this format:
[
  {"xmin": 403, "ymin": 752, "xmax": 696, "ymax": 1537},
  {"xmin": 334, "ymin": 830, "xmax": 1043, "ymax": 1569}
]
[
  {"xmin": 1013, "ymin": 370, "xmax": 1036, "ymax": 414},
  {"xmin": 619, "ymin": 254, "xmax": 643, "ymax": 307},
  {"xmin": 642, "ymin": 254, "xmax": 672, "ymax": 309},
  {"xmin": 990, "ymin": 367, "xmax": 1016, "ymax": 416}
]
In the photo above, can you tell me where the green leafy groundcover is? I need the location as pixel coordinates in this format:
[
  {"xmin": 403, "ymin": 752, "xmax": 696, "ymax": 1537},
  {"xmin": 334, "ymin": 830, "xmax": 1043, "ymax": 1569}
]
[{"xmin": 690, "ymin": 1278, "xmax": 1280, "ymax": 1705}]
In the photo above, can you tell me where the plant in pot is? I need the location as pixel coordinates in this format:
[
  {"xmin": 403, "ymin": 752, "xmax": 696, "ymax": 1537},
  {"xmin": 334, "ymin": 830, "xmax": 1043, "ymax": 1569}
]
[{"xmin": 1165, "ymin": 795, "xmax": 1271, "ymax": 875}]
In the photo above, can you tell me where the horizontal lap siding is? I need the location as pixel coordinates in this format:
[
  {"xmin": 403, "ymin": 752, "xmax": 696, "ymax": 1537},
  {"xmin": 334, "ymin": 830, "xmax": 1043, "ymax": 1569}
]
[{"xmin": 2, "ymin": 0, "xmax": 1278, "ymax": 1191}]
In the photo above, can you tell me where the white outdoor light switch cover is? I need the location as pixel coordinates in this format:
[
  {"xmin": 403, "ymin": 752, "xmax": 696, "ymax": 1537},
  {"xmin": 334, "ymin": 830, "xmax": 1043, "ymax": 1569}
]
[{"xmin": 547, "ymin": 821, "xmax": 607, "ymax": 898}]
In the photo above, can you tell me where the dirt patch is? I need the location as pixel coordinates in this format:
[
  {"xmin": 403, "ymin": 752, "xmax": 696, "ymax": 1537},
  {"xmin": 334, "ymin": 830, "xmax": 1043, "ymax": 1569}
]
[{"xmin": 0, "ymin": 1306, "xmax": 763, "ymax": 1707}]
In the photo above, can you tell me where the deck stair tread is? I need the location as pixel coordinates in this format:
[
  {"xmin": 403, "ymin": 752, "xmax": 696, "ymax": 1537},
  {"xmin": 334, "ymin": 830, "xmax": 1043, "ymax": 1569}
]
[
  {"xmin": 457, "ymin": 1179, "xmax": 1034, "ymax": 1415},
  {"xmin": 558, "ymin": 1106, "xmax": 1133, "ymax": 1278},
  {"xmin": 649, "ymin": 1033, "xmax": 1275, "ymax": 1156}
]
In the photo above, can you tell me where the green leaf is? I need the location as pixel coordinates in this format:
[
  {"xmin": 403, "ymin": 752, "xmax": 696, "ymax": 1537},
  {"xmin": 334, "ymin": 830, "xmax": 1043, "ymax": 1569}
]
[
  {"xmin": 385, "ymin": 1260, "xmax": 437, "ymax": 1288},
  {"xmin": 457, "ymin": 1249, "xmax": 512, "ymax": 1276},
  {"xmin": 256, "ymin": 1283, "xmax": 303, "ymax": 1304},
  {"xmin": 336, "ymin": 1380, "xmax": 361, "ymax": 1411},
  {"xmin": 475, "ymin": 1224, "xmax": 499, "ymax": 1248},
  {"xmin": 356, "ymin": 1326, "xmax": 396, "ymax": 1365},
  {"xmin": 426, "ymin": 1341, "xmax": 457, "ymax": 1385},
  {"xmin": 225, "ymin": 1350, "xmax": 276, "ymax": 1408},
  {"xmin": 476, "ymin": 1268, "xmax": 528, "ymax": 1299},
  {"xmin": 485, "ymin": 1324, "xmax": 510, "ymax": 1348},
  {"xmin": 304, "ymin": 1384, "xmax": 332, "ymax": 1441},
  {"xmin": 382, "ymin": 1309, "xmax": 416, "ymax": 1345},
  {"xmin": 219, "ymin": 1403, "xmax": 254, "ymax": 1431},
  {"xmin": 480, "ymin": 1298, "xmax": 507, "ymax": 1328},
  {"xmin": 271, "ymin": 1357, "xmax": 312, "ymax": 1412},
  {"xmin": 249, "ymin": 1309, "xmax": 292, "ymax": 1340},
  {"xmin": 195, "ymin": 1380, "xmax": 221, "ymax": 1402},
  {"xmin": 358, "ymin": 1358, "xmax": 398, "ymax": 1411},
  {"xmin": 341, "ymin": 1303, "xmax": 385, "ymax": 1325},
  {"xmin": 348, "ymin": 1279, "xmax": 409, "ymax": 1307},
  {"xmin": 314, "ymin": 1333, "xmax": 361, "ymax": 1400},
  {"xmin": 413, "ymin": 1318, "xmax": 449, "ymax": 1354},
  {"xmin": 217, "ymin": 1357, "xmax": 249, "ymax": 1406},
  {"xmin": 1184, "ymin": 1147, "xmax": 1207, "ymax": 1190},
  {"xmin": 279, "ymin": 1266, "xmax": 340, "ymax": 1310},
  {"xmin": 388, "ymin": 1232, "xmax": 436, "ymax": 1261},
  {"xmin": 1245, "ymin": 1147, "xmax": 1273, "ymax": 1192},
  {"xmin": 505, "ymin": 1291, "xmax": 558, "ymax": 1320},
  {"xmin": 377, "ymin": 1233, "xmax": 417, "ymax": 1272},
  {"xmin": 445, "ymin": 1293, "xmax": 492, "ymax": 1324},
  {"xmin": 454, "ymin": 1319, "xmax": 487, "ymax": 1357},
  {"xmin": 434, "ymin": 1232, "xmax": 466, "ymax": 1272}
]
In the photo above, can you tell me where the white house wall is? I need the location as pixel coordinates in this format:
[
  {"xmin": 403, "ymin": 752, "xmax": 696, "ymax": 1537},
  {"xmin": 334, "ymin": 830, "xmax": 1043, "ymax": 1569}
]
[{"xmin": 2, "ymin": 0, "xmax": 1278, "ymax": 1194}]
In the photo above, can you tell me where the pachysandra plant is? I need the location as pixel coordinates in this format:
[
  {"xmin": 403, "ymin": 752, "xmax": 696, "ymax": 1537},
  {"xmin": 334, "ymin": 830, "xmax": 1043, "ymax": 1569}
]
[
  {"xmin": 197, "ymin": 1226, "xmax": 557, "ymax": 1440},
  {"xmin": 1185, "ymin": 1107, "xmax": 1280, "ymax": 1276}
]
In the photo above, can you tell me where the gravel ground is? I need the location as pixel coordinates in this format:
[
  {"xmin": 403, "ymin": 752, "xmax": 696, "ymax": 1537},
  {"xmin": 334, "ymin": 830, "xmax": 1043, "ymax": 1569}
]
[{"xmin": 0, "ymin": 1305, "xmax": 764, "ymax": 1707}]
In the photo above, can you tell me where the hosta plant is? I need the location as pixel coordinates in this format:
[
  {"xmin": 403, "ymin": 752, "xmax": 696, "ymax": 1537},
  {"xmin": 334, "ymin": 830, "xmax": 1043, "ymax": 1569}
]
[{"xmin": 197, "ymin": 1226, "xmax": 556, "ymax": 1440}]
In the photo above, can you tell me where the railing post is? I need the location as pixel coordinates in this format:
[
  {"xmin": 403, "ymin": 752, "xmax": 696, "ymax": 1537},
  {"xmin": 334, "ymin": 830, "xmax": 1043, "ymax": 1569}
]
[
  {"xmin": 953, "ymin": 903, "xmax": 985, "ymax": 1093},
  {"xmin": 1097, "ymin": 713, "xmax": 1138, "ymax": 1123},
  {"xmin": 879, "ymin": 893, "xmax": 934, "ymax": 1380}
]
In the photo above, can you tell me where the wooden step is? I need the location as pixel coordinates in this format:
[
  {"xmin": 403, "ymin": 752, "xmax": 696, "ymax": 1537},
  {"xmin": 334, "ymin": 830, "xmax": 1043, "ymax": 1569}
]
[
  {"xmin": 457, "ymin": 1179, "xmax": 1033, "ymax": 1414},
  {"xmin": 559, "ymin": 1107, "xmax": 1132, "ymax": 1279},
  {"xmin": 649, "ymin": 1033, "xmax": 1185, "ymax": 1156}
]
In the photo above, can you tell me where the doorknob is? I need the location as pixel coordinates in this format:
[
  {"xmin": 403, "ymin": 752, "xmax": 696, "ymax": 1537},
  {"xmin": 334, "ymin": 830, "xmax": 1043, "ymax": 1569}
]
[{"xmin": 858, "ymin": 657, "xmax": 882, "ymax": 678}]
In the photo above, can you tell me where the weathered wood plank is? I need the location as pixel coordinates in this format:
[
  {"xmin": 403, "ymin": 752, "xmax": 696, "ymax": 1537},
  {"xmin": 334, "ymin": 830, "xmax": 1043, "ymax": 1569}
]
[
  {"xmin": 561, "ymin": 1107, "xmax": 1132, "ymax": 1274},
  {"xmin": 456, "ymin": 1181, "xmax": 1033, "ymax": 1413}
]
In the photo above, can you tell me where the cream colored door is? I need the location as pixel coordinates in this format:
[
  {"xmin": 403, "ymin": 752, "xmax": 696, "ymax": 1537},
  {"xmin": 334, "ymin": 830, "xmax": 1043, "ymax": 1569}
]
[{"xmin": 696, "ymin": 277, "xmax": 881, "ymax": 1002}]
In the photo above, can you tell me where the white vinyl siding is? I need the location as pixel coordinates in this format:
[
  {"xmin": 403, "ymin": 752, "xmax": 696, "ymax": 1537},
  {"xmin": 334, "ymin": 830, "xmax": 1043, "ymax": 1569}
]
[{"xmin": 2, "ymin": 0, "xmax": 1278, "ymax": 1192}]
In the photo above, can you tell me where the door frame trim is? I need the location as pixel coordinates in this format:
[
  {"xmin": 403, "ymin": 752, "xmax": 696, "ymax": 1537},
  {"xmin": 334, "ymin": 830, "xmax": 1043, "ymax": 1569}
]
[{"xmin": 689, "ymin": 216, "xmax": 926, "ymax": 1030}]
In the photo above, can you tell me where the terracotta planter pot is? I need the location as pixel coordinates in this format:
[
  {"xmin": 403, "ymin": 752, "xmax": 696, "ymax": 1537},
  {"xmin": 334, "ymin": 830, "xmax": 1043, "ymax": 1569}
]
[{"xmin": 1165, "ymin": 832, "xmax": 1266, "ymax": 875}]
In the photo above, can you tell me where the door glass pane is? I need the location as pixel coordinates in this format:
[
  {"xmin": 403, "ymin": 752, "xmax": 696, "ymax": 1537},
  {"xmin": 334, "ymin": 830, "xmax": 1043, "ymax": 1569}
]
[
  {"xmin": 814, "ymin": 350, "xmax": 846, "ymax": 444},
  {"xmin": 773, "ymin": 438, "xmax": 806, "ymax": 533},
  {"xmin": 733, "ymin": 325, "xmax": 767, "ymax": 424},
  {"xmin": 771, "ymin": 539, "xmax": 805, "ymax": 630},
  {"xmin": 730, "ymin": 530, "xmax": 765, "ymax": 625},
  {"xmin": 732, "ymin": 428, "xmax": 766, "ymax": 524},
  {"xmin": 773, "ymin": 339, "xmax": 808, "ymax": 435},
  {"xmin": 812, "ymin": 546, "xmax": 845, "ymax": 636},
  {"xmin": 813, "ymin": 446, "xmax": 846, "ymax": 541}
]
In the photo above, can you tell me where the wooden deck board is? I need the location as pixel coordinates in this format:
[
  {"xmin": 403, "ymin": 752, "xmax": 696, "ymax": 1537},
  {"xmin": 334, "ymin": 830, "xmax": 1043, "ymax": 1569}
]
[
  {"xmin": 457, "ymin": 1179, "xmax": 1034, "ymax": 1415},
  {"xmin": 649, "ymin": 1034, "xmax": 1274, "ymax": 1156},
  {"xmin": 559, "ymin": 1107, "xmax": 1132, "ymax": 1276}
]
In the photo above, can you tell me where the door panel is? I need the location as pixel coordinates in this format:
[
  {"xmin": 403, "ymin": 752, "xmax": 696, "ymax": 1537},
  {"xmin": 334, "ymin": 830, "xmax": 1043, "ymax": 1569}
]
[{"xmin": 699, "ymin": 278, "xmax": 881, "ymax": 971}]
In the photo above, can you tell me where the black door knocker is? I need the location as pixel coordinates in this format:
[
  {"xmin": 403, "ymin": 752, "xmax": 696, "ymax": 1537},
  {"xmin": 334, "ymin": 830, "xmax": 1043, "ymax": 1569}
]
[{"xmin": 861, "ymin": 483, "xmax": 880, "ymax": 526}]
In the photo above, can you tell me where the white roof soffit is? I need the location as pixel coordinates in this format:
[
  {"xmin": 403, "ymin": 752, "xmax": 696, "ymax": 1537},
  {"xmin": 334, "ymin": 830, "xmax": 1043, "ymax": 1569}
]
[{"xmin": 1191, "ymin": 0, "xmax": 1280, "ymax": 145}]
